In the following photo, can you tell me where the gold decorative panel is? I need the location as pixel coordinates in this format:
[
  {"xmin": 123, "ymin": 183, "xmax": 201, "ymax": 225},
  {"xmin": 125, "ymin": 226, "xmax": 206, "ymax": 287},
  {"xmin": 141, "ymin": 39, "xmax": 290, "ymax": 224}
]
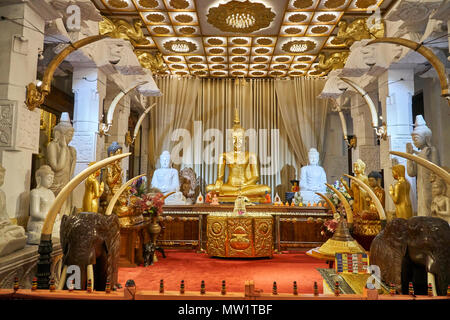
[{"xmin": 92, "ymin": 0, "xmax": 393, "ymax": 77}]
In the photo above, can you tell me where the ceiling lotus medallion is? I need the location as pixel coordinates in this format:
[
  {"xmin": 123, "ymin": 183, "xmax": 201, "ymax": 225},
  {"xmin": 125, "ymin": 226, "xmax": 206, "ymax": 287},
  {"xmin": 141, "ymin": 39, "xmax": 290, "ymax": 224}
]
[
  {"xmin": 273, "ymin": 64, "xmax": 288, "ymax": 70},
  {"xmin": 231, "ymin": 56, "xmax": 246, "ymax": 63},
  {"xmin": 256, "ymin": 38, "xmax": 273, "ymax": 45},
  {"xmin": 164, "ymin": 39, "xmax": 197, "ymax": 53},
  {"xmin": 138, "ymin": 0, "xmax": 158, "ymax": 8},
  {"xmin": 288, "ymin": 13, "xmax": 308, "ymax": 23},
  {"xmin": 171, "ymin": 64, "xmax": 185, "ymax": 69},
  {"xmin": 211, "ymin": 56, "xmax": 225, "ymax": 63},
  {"xmin": 207, "ymin": 38, "xmax": 224, "ymax": 45},
  {"xmin": 317, "ymin": 13, "xmax": 337, "ymax": 23},
  {"xmin": 175, "ymin": 14, "xmax": 194, "ymax": 23},
  {"xmin": 253, "ymin": 64, "xmax": 266, "ymax": 69},
  {"xmin": 253, "ymin": 56, "xmax": 268, "ymax": 63},
  {"xmin": 167, "ymin": 56, "xmax": 182, "ymax": 62},
  {"xmin": 355, "ymin": 0, "xmax": 378, "ymax": 8},
  {"xmin": 153, "ymin": 26, "xmax": 170, "ymax": 34},
  {"xmin": 254, "ymin": 47, "xmax": 270, "ymax": 54},
  {"xmin": 193, "ymin": 70, "xmax": 207, "ymax": 76},
  {"xmin": 212, "ymin": 64, "xmax": 226, "ymax": 70},
  {"xmin": 231, "ymin": 48, "xmax": 247, "ymax": 55},
  {"xmin": 293, "ymin": 0, "xmax": 314, "ymax": 9},
  {"xmin": 252, "ymin": 71, "xmax": 264, "ymax": 76},
  {"xmin": 146, "ymin": 13, "xmax": 165, "ymax": 23},
  {"xmin": 209, "ymin": 48, "xmax": 225, "ymax": 54},
  {"xmin": 169, "ymin": 0, "xmax": 189, "ymax": 9},
  {"xmin": 108, "ymin": 0, "xmax": 128, "ymax": 8},
  {"xmin": 311, "ymin": 26, "xmax": 329, "ymax": 34},
  {"xmin": 324, "ymin": 0, "xmax": 346, "ymax": 9},
  {"xmin": 282, "ymin": 40, "xmax": 316, "ymax": 53},
  {"xmin": 191, "ymin": 64, "xmax": 205, "ymax": 70},
  {"xmin": 207, "ymin": 0, "xmax": 275, "ymax": 33},
  {"xmin": 275, "ymin": 57, "xmax": 290, "ymax": 63},
  {"xmin": 232, "ymin": 64, "xmax": 246, "ymax": 69},
  {"xmin": 188, "ymin": 57, "xmax": 203, "ymax": 63},
  {"xmin": 296, "ymin": 56, "xmax": 312, "ymax": 62},
  {"xmin": 179, "ymin": 27, "xmax": 196, "ymax": 34},
  {"xmin": 293, "ymin": 64, "xmax": 308, "ymax": 69},
  {"xmin": 285, "ymin": 27, "xmax": 303, "ymax": 34},
  {"xmin": 232, "ymin": 38, "xmax": 249, "ymax": 45}
]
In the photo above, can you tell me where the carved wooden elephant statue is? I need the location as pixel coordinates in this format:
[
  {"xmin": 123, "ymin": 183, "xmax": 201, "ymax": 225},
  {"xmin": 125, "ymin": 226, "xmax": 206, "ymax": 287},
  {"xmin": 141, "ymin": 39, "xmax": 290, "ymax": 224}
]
[
  {"xmin": 370, "ymin": 217, "xmax": 450, "ymax": 296},
  {"xmin": 59, "ymin": 212, "xmax": 120, "ymax": 291}
]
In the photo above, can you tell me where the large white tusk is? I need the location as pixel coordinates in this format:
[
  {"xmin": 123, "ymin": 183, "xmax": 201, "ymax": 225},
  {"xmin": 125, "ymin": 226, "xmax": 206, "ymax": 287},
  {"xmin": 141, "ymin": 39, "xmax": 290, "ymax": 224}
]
[
  {"xmin": 326, "ymin": 183, "xmax": 353, "ymax": 224},
  {"xmin": 105, "ymin": 81, "xmax": 149, "ymax": 130},
  {"xmin": 340, "ymin": 77, "xmax": 379, "ymax": 128},
  {"xmin": 315, "ymin": 192, "xmax": 337, "ymax": 215},
  {"xmin": 40, "ymin": 153, "xmax": 131, "ymax": 240},
  {"xmin": 344, "ymin": 174, "xmax": 387, "ymax": 221},
  {"xmin": 87, "ymin": 264, "xmax": 94, "ymax": 290},
  {"xmin": 390, "ymin": 151, "xmax": 450, "ymax": 185},
  {"xmin": 132, "ymin": 103, "xmax": 156, "ymax": 143},
  {"xmin": 105, "ymin": 174, "xmax": 146, "ymax": 216},
  {"xmin": 427, "ymin": 272, "xmax": 437, "ymax": 297},
  {"xmin": 57, "ymin": 265, "xmax": 68, "ymax": 290}
]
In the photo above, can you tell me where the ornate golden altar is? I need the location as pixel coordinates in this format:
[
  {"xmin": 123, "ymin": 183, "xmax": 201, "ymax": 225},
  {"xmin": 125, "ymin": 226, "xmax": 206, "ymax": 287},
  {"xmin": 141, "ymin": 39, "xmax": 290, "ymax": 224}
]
[{"xmin": 206, "ymin": 213, "xmax": 274, "ymax": 258}]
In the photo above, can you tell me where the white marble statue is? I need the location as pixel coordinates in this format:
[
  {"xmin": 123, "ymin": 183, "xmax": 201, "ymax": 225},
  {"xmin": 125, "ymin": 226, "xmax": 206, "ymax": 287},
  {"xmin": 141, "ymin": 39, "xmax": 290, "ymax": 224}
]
[
  {"xmin": 0, "ymin": 164, "xmax": 27, "ymax": 257},
  {"xmin": 299, "ymin": 148, "xmax": 327, "ymax": 204},
  {"xmin": 151, "ymin": 151, "xmax": 186, "ymax": 205},
  {"xmin": 406, "ymin": 115, "xmax": 440, "ymax": 216},
  {"xmin": 27, "ymin": 165, "xmax": 60, "ymax": 244},
  {"xmin": 430, "ymin": 176, "xmax": 450, "ymax": 224},
  {"xmin": 46, "ymin": 112, "xmax": 76, "ymax": 216}
]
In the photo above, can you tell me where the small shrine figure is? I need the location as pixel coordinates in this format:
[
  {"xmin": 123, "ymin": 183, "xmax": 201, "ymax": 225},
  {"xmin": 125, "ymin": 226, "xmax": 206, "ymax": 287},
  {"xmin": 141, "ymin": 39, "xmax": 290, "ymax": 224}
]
[
  {"xmin": 273, "ymin": 193, "xmax": 282, "ymax": 205},
  {"xmin": 264, "ymin": 191, "xmax": 271, "ymax": 204},
  {"xmin": 196, "ymin": 193, "xmax": 204, "ymax": 204},
  {"xmin": 291, "ymin": 180, "xmax": 300, "ymax": 192},
  {"xmin": 205, "ymin": 191, "xmax": 213, "ymax": 204},
  {"xmin": 210, "ymin": 192, "xmax": 220, "ymax": 206},
  {"xmin": 430, "ymin": 175, "xmax": 450, "ymax": 224}
]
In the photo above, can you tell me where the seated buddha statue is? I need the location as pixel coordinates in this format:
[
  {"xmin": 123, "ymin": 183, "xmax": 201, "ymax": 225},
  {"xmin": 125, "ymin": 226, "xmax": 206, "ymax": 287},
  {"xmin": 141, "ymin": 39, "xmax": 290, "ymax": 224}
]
[
  {"xmin": 206, "ymin": 108, "xmax": 270, "ymax": 202},
  {"xmin": 299, "ymin": 148, "xmax": 327, "ymax": 204}
]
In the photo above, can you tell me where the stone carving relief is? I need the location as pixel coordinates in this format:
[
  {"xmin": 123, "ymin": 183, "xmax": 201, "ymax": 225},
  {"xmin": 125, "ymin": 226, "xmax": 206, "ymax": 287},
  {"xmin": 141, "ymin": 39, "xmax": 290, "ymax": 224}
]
[{"xmin": 0, "ymin": 103, "xmax": 14, "ymax": 148}]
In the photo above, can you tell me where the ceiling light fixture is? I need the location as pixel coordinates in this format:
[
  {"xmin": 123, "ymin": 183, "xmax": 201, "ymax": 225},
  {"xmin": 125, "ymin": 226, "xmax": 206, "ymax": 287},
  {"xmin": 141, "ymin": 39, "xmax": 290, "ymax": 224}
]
[
  {"xmin": 226, "ymin": 13, "xmax": 256, "ymax": 29},
  {"xmin": 171, "ymin": 43, "xmax": 190, "ymax": 52}
]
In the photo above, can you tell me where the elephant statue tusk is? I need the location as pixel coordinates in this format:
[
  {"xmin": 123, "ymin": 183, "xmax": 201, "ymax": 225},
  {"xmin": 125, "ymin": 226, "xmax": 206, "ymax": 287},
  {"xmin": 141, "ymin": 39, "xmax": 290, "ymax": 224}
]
[
  {"xmin": 366, "ymin": 37, "xmax": 449, "ymax": 106},
  {"xmin": 428, "ymin": 272, "xmax": 437, "ymax": 296},
  {"xmin": 26, "ymin": 35, "xmax": 109, "ymax": 110},
  {"xmin": 344, "ymin": 174, "xmax": 387, "ymax": 223},
  {"xmin": 57, "ymin": 265, "xmax": 68, "ymax": 290},
  {"xmin": 162, "ymin": 191, "xmax": 176, "ymax": 200},
  {"xmin": 390, "ymin": 151, "xmax": 450, "ymax": 185},
  {"xmin": 102, "ymin": 81, "xmax": 149, "ymax": 135},
  {"xmin": 105, "ymin": 174, "xmax": 146, "ymax": 216},
  {"xmin": 331, "ymin": 99, "xmax": 349, "ymax": 144},
  {"xmin": 131, "ymin": 103, "xmax": 156, "ymax": 144},
  {"xmin": 40, "ymin": 153, "xmax": 131, "ymax": 240},
  {"xmin": 325, "ymin": 183, "xmax": 354, "ymax": 225},
  {"xmin": 87, "ymin": 264, "xmax": 94, "ymax": 290},
  {"xmin": 339, "ymin": 78, "xmax": 379, "ymax": 129},
  {"xmin": 315, "ymin": 192, "xmax": 337, "ymax": 215}
]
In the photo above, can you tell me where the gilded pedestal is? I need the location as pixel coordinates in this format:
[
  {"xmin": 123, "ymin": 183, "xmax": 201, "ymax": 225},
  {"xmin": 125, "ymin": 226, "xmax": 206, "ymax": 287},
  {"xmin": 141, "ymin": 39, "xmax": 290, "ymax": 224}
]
[{"xmin": 206, "ymin": 214, "xmax": 273, "ymax": 258}]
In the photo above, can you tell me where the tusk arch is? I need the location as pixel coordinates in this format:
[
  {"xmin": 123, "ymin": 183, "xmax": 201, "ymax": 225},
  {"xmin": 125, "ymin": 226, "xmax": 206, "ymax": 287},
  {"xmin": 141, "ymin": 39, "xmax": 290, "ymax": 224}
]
[
  {"xmin": 105, "ymin": 174, "xmax": 146, "ymax": 216},
  {"xmin": 390, "ymin": 151, "xmax": 450, "ymax": 185},
  {"xmin": 132, "ymin": 103, "xmax": 156, "ymax": 144},
  {"xmin": 340, "ymin": 77, "xmax": 379, "ymax": 128},
  {"xmin": 366, "ymin": 38, "xmax": 449, "ymax": 105},
  {"xmin": 344, "ymin": 174, "xmax": 387, "ymax": 221},
  {"xmin": 315, "ymin": 192, "xmax": 337, "ymax": 215},
  {"xmin": 326, "ymin": 183, "xmax": 354, "ymax": 225},
  {"xmin": 40, "ymin": 153, "xmax": 131, "ymax": 240}
]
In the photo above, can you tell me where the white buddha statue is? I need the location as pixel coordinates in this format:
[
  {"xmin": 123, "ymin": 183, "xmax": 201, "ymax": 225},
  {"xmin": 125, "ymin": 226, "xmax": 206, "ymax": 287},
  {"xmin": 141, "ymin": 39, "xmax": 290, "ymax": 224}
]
[
  {"xmin": 299, "ymin": 148, "xmax": 327, "ymax": 204},
  {"xmin": 27, "ymin": 165, "xmax": 60, "ymax": 244},
  {"xmin": 0, "ymin": 164, "xmax": 27, "ymax": 257},
  {"xmin": 151, "ymin": 151, "xmax": 186, "ymax": 205}
]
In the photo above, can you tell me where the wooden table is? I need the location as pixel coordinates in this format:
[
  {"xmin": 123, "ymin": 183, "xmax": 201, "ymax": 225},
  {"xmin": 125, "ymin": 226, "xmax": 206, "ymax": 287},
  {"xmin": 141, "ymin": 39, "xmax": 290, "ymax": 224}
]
[{"xmin": 119, "ymin": 221, "xmax": 151, "ymax": 267}]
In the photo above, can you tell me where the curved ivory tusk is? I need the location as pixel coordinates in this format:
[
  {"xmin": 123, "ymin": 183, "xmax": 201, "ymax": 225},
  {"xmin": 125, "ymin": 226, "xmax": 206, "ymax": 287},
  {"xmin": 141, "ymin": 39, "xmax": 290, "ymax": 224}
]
[
  {"xmin": 57, "ymin": 265, "xmax": 68, "ymax": 290},
  {"xmin": 42, "ymin": 35, "xmax": 109, "ymax": 94},
  {"xmin": 162, "ymin": 191, "xmax": 176, "ymax": 200},
  {"xmin": 87, "ymin": 264, "xmax": 94, "ymax": 290},
  {"xmin": 132, "ymin": 103, "xmax": 156, "ymax": 143},
  {"xmin": 337, "ymin": 109, "xmax": 348, "ymax": 141},
  {"xmin": 105, "ymin": 174, "xmax": 146, "ymax": 216},
  {"xmin": 390, "ymin": 151, "xmax": 450, "ymax": 185},
  {"xmin": 344, "ymin": 174, "xmax": 387, "ymax": 221},
  {"xmin": 340, "ymin": 77, "xmax": 379, "ymax": 128},
  {"xmin": 106, "ymin": 81, "xmax": 149, "ymax": 129},
  {"xmin": 366, "ymin": 38, "xmax": 449, "ymax": 104},
  {"xmin": 40, "ymin": 153, "xmax": 131, "ymax": 240},
  {"xmin": 315, "ymin": 192, "xmax": 337, "ymax": 214},
  {"xmin": 326, "ymin": 183, "xmax": 353, "ymax": 224}
]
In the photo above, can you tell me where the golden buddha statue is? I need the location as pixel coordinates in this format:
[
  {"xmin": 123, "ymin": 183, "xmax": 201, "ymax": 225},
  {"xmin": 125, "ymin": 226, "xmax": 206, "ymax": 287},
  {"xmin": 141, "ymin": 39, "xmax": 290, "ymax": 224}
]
[
  {"xmin": 341, "ymin": 159, "xmax": 369, "ymax": 216},
  {"xmin": 365, "ymin": 171, "xmax": 385, "ymax": 217},
  {"xmin": 206, "ymin": 108, "xmax": 270, "ymax": 202},
  {"xmin": 82, "ymin": 162, "xmax": 104, "ymax": 213},
  {"xmin": 389, "ymin": 164, "xmax": 413, "ymax": 219},
  {"xmin": 105, "ymin": 142, "xmax": 123, "ymax": 200}
]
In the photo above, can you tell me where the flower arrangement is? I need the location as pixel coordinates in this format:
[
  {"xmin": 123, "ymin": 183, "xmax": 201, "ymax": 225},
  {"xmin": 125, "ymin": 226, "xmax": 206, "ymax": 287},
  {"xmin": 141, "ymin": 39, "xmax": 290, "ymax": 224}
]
[
  {"xmin": 326, "ymin": 180, "xmax": 352, "ymax": 208},
  {"xmin": 135, "ymin": 192, "xmax": 164, "ymax": 219},
  {"xmin": 130, "ymin": 176, "xmax": 148, "ymax": 197}
]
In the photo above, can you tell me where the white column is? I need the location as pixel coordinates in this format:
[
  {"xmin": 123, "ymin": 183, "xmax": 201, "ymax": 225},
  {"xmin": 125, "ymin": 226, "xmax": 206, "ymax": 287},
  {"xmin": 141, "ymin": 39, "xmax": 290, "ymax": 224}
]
[
  {"xmin": 0, "ymin": 1, "xmax": 49, "ymax": 226},
  {"xmin": 378, "ymin": 68, "xmax": 416, "ymax": 215},
  {"xmin": 70, "ymin": 66, "xmax": 106, "ymax": 208}
]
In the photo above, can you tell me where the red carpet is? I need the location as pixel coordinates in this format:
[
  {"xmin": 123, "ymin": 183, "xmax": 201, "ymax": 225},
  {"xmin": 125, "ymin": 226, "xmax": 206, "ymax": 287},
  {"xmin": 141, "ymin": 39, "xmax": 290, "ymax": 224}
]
[{"xmin": 118, "ymin": 250, "xmax": 326, "ymax": 294}]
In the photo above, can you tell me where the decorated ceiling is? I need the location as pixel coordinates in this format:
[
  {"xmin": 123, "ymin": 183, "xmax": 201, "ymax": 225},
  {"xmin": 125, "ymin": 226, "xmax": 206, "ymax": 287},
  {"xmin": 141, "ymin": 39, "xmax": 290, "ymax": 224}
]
[{"xmin": 91, "ymin": 0, "xmax": 395, "ymax": 78}]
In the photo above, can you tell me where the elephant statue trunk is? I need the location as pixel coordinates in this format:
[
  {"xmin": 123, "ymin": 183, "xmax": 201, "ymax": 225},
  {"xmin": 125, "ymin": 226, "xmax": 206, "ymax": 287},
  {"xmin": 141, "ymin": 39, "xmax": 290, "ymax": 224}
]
[
  {"xmin": 59, "ymin": 212, "xmax": 120, "ymax": 291},
  {"xmin": 370, "ymin": 217, "xmax": 450, "ymax": 296}
]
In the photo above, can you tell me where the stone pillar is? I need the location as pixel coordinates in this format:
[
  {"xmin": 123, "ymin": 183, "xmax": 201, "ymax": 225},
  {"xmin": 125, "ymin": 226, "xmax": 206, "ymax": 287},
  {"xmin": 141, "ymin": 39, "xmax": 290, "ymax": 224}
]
[
  {"xmin": 0, "ymin": 1, "xmax": 54, "ymax": 226},
  {"xmin": 378, "ymin": 68, "xmax": 416, "ymax": 216},
  {"xmin": 70, "ymin": 66, "xmax": 106, "ymax": 208},
  {"xmin": 349, "ymin": 92, "xmax": 380, "ymax": 174}
]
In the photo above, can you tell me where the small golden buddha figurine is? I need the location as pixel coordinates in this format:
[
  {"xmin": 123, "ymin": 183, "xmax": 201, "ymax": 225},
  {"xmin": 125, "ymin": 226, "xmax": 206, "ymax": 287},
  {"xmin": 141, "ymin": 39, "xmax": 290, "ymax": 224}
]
[
  {"xmin": 105, "ymin": 142, "xmax": 123, "ymax": 200},
  {"xmin": 366, "ymin": 171, "xmax": 385, "ymax": 215},
  {"xmin": 206, "ymin": 108, "xmax": 270, "ymax": 202},
  {"xmin": 430, "ymin": 175, "xmax": 450, "ymax": 224},
  {"xmin": 82, "ymin": 162, "xmax": 104, "ymax": 213},
  {"xmin": 341, "ymin": 159, "xmax": 369, "ymax": 215},
  {"xmin": 389, "ymin": 164, "xmax": 413, "ymax": 219}
]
